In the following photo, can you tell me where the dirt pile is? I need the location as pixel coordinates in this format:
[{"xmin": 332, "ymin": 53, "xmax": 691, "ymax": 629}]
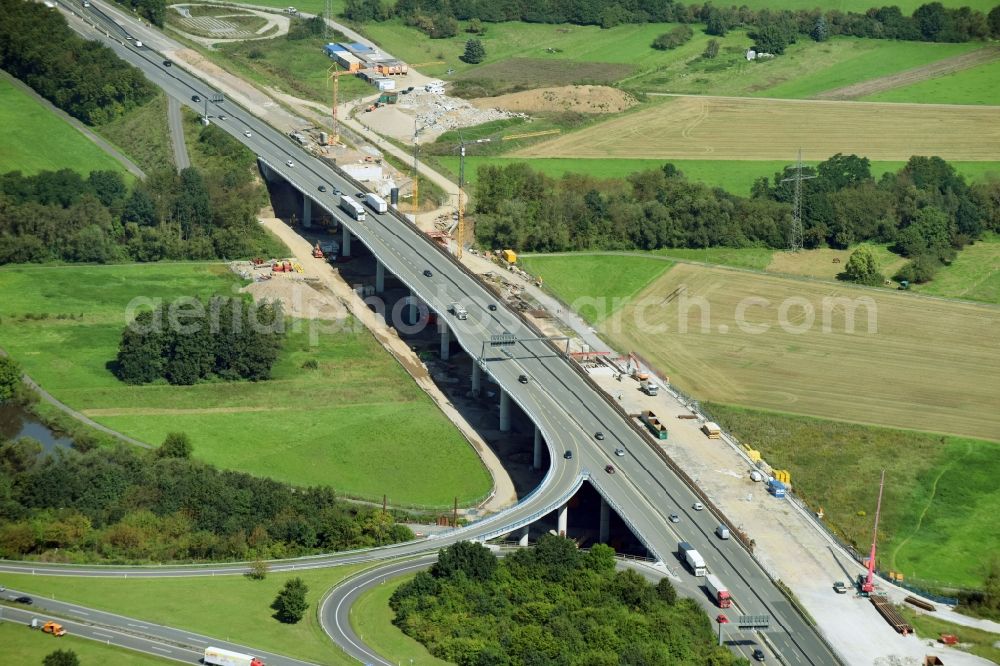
[{"xmin": 471, "ymin": 85, "xmax": 637, "ymax": 115}]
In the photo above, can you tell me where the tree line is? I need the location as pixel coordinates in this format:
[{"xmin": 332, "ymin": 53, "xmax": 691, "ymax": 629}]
[
  {"xmin": 0, "ymin": 433, "xmax": 414, "ymax": 563},
  {"xmin": 346, "ymin": 0, "xmax": 1000, "ymax": 43},
  {"xmin": 473, "ymin": 155, "xmax": 1000, "ymax": 285},
  {"xmin": 391, "ymin": 536, "xmax": 742, "ymax": 665},
  {"xmin": 0, "ymin": 147, "xmax": 275, "ymax": 265},
  {"xmin": 115, "ymin": 297, "xmax": 285, "ymax": 385},
  {"xmin": 0, "ymin": 0, "xmax": 156, "ymax": 125}
]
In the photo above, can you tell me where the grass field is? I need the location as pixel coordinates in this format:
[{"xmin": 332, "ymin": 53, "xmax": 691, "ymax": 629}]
[
  {"xmin": 899, "ymin": 606, "xmax": 1000, "ymax": 662},
  {"xmin": 519, "ymin": 254, "xmax": 672, "ymax": 323},
  {"xmin": 95, "ymin": 92, "xmax": 173, "ymax": 174},
  {"xmin": 351, "ymin": 573, "xmax": 449, "ymax": 666},
  {"xmin": 0, "ymin": 75, "xmax": 129, "ymax": 176},
  {"xmin": 864, "ymin": 59, "xmax": 1000, "ymax": 106},
  {"xmin": 515, "ymin": 95, "xmax": 1000, "ymax": 161},
  {"xmin": 624, "ymin": 34, "xmax": 980, "ymax": 99},
  {"xmin": 0, "ymin": 264, "xmax": 492, "ymax": 507},
  {"xmin": 199, "ymin": 32, "xmax": 370, "ymax": 106},
  {"xmin": 705, "ymin": 404, "xmax": 1000, "ymax": 589},
  {"xmin": 912, "ymin": 233, "xmax": 1000, "ymax": 304},
  {"xmin": 757, "ymin": 40, "xmax": 980, "ymax": 100},
  {"xmin": 0, "ymin": 566, "xmax": 367, "ymax": 665},
  {"xmin": 1, "ymin": 621, "xmax": 171, "ymax": 666},
  {"xmin": 601, "ymin": 262, "xmax": 1000, "ymax": 441},
  {"xmin": 448, "ymin": 156, "xmax": 1000, "ymax": 196}
]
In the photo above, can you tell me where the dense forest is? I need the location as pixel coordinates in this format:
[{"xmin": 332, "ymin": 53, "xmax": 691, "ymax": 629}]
[
  {"xmin": 0, "ymin": 434, "xmax": 414, "ymax": 562},
  {"xmin": 116, "ymin": 297, "xmax": 285, "ymax": 385},
  {"xmin": 0, "ymin": 0, "xmax": 156, "ymax": 124},
  {"xmin": 391, "ymin": 537, "xmax": 744, "ymax": 665},
  {"xmin": 0, "ymin": 109, "xmax": 285, "ymax": 265},
  {"xmin": 474, "ymin": 155, "xmax": 1000, "ymax": 284},
  {"xmin": 347, "ymin": 0, "xmax": 1000, "ymax": 45}
]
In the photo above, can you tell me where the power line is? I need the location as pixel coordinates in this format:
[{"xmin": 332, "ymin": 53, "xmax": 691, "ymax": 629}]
[{"xmin": 780, "ymin": 149, "xmax": 816, "ymax": 252}]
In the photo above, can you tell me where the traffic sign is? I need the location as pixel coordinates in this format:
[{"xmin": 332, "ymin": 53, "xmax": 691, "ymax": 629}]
[{"xmin": 737, "ymin": 614, "xmax": 770, "ymax": 629}]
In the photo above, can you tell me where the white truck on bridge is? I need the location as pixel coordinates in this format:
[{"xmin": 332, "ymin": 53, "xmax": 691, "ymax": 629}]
[
  {"xmin": 339, "ymin": 195, "xmax": 366, "ymax": 221},
  {"xmin": 364, "ymin": 192, "xmax": 388, "ymax": 214},
  {"xmin": 678, "ymin": 541, "xmax": 706, "ymax": 576}
]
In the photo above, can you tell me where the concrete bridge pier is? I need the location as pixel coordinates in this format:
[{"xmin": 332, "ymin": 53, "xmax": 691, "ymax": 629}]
[
  {"xmin": 375, "ymin": 261, "xmax": 385, "ymax": 293},
  {"xmin": 408, "ymin": 290, "xmax": 418, "ymax": 326},
  {"xmin": 557, "ymin": 503, "xmax": 568, "ymax": 537},
  {"xmin": 499, "ymin": 389, "xmax": 511, "ymax": 433},
  {"xmin": 533, "ymin": 426, "xmax": 543, "ymax": 470},
  {"xmin": 342, "ymin": 225, "xmax": 351, "ymax": 257},
  {"xmin": 599, "ymin": 498, "xmax": 610, "ymax": 543},
  {"xmin": 471, "ymin": 362, "xmax": 481, "ymax": 397},
  {"xmin": 302, "ymin": 196, "xmax": 312, "ymax": 229},
  {"xmin": 440, "ymin": 323, "xmax": 450, "ymax": 361},
  {"xmin": 519, "ymin": 525, "xmax": 529, "ymax": 547}
]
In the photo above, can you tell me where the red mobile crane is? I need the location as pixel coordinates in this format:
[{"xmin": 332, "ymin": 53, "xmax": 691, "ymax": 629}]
[{"xmin": 859, "ymin": 470, "xmax": 885, "ymax": 595}]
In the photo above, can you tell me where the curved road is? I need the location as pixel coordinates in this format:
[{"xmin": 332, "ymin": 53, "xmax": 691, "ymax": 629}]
[{"xmin": 9, "ymin": 3, "xmax": 843, "ymax": 664}]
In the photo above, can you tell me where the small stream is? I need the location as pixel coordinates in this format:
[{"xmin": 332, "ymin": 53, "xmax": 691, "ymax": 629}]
[{"xmin": 0, "ymin": 403, "xmax": 75, "ymax": 453}]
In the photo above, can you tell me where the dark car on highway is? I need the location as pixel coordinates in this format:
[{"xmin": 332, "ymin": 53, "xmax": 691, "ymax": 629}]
[
  {"xmin": 14, "ymin": 596, "xmax": 33, "ymax": 605},
  {"xmin": 604, "ymin": 464, "xmax": 615, "ymax": 474},
  {"xmin": 192, "ymin": 95, "xmax": 201, "ymax": 102}
]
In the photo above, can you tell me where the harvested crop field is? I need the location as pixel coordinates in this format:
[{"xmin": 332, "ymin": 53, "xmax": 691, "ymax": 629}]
[
  {"xmin": 515, "ymin": 95, "xmax": 1000, "ymax": 161},
  {"xmin": 452, "ymin": 58, "xmax": 635, "ymax": 89},
  {"xmin": 601, "ymin": 263, "xmax": 1000, "ymax": 441},
  {"xmin": 471, "ymin": 85, "xmax": 637, "ymax": 115}
]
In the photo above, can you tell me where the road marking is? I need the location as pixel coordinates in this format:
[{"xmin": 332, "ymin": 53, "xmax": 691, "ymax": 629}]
[
  {"xmin": 151, "ymin": 646, "xmax": 173, "ymax": 654},
  {"xmin": 94, "ymin": 632, "xmax": 114, "ymax": 639},
  {"xmin": 75, "ymin": 610, "xmax": 90, "ymax": 615},
  {"xmin": 127, "ymin": 623, "xmax": 149, "ymax": 629}
]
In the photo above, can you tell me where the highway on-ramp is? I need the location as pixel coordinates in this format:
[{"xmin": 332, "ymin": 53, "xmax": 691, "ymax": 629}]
[{"xmin": 6, "ymin": 3, "xmax": 843, "ymax": 664}]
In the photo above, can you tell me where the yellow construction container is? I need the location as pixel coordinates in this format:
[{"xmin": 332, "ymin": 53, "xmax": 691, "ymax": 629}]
[
  {"xmin": 501, "ymin": 249, "xmax": 517, "ymax": 263},
  {"xmin": 746, "ymin": 449, "xmax": 761, "ymax": 463},
  {"xmin": 774, "ymin": 470, "xmax": 791, "ymax": 484}
]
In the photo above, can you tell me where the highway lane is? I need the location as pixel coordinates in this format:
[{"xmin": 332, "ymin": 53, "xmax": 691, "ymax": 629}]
[
  {"xmin": 2, "ymin": 603, "xmax": 201, "ymax": 664},
  {"xmin": 1, "ymin": 590, "xmax": 319, "ymax": 666},
  {"xmin": 18, "ymin": 5, "xmax": 842, "ymax": 664}
]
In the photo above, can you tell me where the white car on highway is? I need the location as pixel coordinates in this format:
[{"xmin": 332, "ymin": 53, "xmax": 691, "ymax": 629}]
[
  {"xmin": 286, "ymin": 160, "xmax": 295, "ymax": 167},
  {"xmin": 243, "ymin": 130, "xmax": 252, "ymax": 138}
]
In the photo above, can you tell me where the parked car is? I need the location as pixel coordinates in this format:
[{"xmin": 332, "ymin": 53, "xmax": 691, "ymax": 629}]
[{"xmin": 693, "ymin": 502, "xmax": 704, "ymax": 511}]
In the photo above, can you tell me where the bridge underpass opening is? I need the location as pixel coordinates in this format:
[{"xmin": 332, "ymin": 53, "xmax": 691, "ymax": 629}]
[{"xmin": 507, "ymin": 482, "xmax": 650, "ymax": 559}]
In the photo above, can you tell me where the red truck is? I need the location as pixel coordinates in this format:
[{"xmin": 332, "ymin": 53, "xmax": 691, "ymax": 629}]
[{"xmin": 706, "ymin": 574, "xmax": 732, "ymax": 608}]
